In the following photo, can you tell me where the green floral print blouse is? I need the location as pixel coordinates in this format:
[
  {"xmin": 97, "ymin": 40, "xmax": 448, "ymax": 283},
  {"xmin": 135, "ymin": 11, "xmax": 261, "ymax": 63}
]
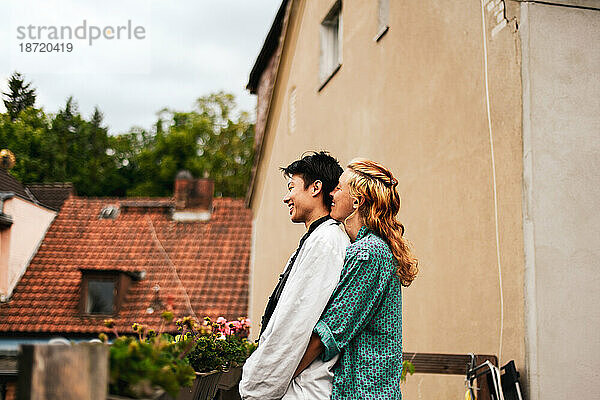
[{"xmin": 314, "ymin": 226, "xmax": 403, "ymax": 400}]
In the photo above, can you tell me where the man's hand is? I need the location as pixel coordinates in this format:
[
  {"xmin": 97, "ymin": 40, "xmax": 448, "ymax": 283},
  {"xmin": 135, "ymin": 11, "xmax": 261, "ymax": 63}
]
[{"xmin": 293, "ymin": 333, "xmax": 325, "ymax": 379}]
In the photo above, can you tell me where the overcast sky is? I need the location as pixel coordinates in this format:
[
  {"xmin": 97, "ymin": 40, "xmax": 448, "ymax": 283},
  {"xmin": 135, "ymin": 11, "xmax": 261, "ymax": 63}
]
[{"xmin": 0, "ymin": 0, "xmax": 281, "ymax": 134}]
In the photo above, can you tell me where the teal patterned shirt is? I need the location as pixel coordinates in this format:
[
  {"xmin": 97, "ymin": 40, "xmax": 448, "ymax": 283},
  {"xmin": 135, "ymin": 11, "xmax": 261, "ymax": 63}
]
[{"xmin": 314, "ymin": 226, "xmax": 403, "ymax": 400}]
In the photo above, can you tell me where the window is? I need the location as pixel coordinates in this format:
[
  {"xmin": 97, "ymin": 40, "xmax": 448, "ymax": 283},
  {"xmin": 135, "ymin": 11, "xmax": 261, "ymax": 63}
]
[
  {"xmin": 319, "ymin": 1, "xmax": 342, "ymax": 90},
  {"xmin": 80, "ymin": 270, "xmax": 135, "ymax": 316},
  {"xmin": 86, "ymin": 280, "xmax": 115, "ymax": 314},
  {"xmin": 375, "ymin": 0, "xmax": 390, "ymax": 42}
]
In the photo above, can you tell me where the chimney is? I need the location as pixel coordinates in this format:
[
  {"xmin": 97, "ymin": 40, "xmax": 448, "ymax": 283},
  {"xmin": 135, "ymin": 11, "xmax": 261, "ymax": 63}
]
[{"xmin": 173, "ymin": 170, "xmax": 214, "ymax": 222}]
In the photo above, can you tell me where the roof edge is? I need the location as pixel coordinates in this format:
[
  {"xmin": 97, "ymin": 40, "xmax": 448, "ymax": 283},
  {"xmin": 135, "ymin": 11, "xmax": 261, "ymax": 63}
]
[
  {"xmin": 245, "ymin": 0, "xmax": 295, "ymax": 207},
  {"xmin": 247, "ymin": 0, "xmax": 290, "ymax": 94}
]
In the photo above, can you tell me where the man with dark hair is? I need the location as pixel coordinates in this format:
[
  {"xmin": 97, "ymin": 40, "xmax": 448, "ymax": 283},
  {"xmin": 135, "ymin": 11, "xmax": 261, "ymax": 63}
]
[
  {"xmin": 240, "ymin": 152, "xmax": 350, "ymax": 400},
  {"xmin": 280, "ymin": 151, "xmax": 341, "ymax": 213}
]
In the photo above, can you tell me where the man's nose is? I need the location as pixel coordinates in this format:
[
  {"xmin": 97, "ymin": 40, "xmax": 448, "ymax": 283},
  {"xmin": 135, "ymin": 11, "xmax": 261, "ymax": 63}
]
[{"xmin": 283, "ymin": 193, "xmax": 290, "ymax": 204}]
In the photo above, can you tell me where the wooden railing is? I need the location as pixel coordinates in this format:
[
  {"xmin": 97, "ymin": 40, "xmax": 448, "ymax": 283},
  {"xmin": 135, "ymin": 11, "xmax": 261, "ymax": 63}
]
[{"xmin": 404, "ymin": 352, "xmax": 499, "ymax": 400}]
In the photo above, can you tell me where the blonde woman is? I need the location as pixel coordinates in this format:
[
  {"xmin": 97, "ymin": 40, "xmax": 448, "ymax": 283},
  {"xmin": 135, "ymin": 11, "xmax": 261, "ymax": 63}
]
[{"xmin": 293, "ymin": 159, "xmax": 418, "ymax": 400}]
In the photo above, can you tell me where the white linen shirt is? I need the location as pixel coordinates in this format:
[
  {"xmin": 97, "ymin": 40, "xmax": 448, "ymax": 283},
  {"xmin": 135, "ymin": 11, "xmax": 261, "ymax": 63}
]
[{"xmin": 240, "ymin": 219, "xmax": 350, "ymax": 400}]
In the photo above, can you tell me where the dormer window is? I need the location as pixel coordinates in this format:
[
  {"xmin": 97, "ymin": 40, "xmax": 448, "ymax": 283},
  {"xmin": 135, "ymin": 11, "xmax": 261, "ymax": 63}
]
[{"xmin": 80, "ymin": 270, "xmax": 142, "ymax": 316}]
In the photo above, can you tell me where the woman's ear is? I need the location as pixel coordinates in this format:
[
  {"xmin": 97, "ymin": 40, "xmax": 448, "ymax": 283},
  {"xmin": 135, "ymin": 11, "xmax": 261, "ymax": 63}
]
[{"xmin": 352, "ymin": 197, "xmax": 360, "ymax": 209}]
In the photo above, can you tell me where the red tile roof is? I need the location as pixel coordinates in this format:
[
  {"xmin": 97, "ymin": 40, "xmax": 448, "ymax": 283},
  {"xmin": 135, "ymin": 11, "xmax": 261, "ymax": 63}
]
[{"xmin": 0, "ymin": 196, "xmax": 251, "ymax": 335}]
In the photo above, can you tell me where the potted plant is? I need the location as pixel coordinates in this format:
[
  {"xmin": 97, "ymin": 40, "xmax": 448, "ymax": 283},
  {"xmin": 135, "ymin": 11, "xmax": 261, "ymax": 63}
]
[
  {"xmin": 102, "ymin": 313, "xmax": 196, "ymax": 400},
  {"xmin": 103, "ymin": 313, "xmax": 256, "ymax": 400},
  {"xmin": 177, "ymin": 317, "xmax": 256, "ymax": 400}
]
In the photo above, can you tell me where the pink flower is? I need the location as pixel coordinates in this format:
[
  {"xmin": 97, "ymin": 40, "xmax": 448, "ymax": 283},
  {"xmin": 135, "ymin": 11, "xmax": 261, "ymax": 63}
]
[{"xmin": 228, "ymin": 320, "xmax": 242, "ymax": 335}]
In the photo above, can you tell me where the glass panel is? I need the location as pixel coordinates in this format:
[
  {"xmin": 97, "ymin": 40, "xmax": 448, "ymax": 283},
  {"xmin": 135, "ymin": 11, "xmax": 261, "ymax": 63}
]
[
  {"xmin": 320, "ymin": 1, "xmax": 342, "ymax": 83},
  {"xmin": 86, "ymin": 280, "xmax": 115, "ymax": 314},
  {"xmin": 379, "ymin": 0, "xmax": 390, "ymax": 31}
]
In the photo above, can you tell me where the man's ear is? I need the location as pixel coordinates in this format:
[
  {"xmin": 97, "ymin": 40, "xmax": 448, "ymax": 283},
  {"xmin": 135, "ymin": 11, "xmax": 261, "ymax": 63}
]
[{"xmin": 311, "ymin": 180, "xmax": 323, "ymax": 197}]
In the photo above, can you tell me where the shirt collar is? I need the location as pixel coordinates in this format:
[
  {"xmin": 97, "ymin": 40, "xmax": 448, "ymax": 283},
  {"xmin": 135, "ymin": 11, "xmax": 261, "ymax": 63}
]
[
  {"xmin": 307, "ymin": 215, "xmax": 331, "ymax": 235},
  {"xmin": 356, "ymin": 225, "xmax": 370, "ymax": 241}
]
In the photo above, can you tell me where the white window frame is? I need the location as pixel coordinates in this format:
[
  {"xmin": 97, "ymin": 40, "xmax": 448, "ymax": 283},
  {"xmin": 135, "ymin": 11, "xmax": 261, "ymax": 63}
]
[
  {"xmin": 319, "ymin": 0, "xmax": 342, "ymax": 91},
  {"xmin": 374, "ymin": 0, "xmax": 390, "ymax": 42}
]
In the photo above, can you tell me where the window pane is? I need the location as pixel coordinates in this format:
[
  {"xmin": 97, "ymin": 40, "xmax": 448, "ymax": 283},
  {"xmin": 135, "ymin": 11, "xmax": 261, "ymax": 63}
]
[
  {"xmin": 379, "ymin": 0, "xmax": 390, "ymax": 31},
  {"xmin": 319, "ymin": 1, "xmax": 342, "ymax": 84},
  {"xmin": 87, "ymin": 280, "xmax": 115, "ymax": 314}
]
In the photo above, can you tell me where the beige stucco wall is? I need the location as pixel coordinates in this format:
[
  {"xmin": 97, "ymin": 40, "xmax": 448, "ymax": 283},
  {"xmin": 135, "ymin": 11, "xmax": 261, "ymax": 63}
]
[
  {"xmin": 0, "ymin": 197, "xmax": 56, "ymax": 300},
  {"xmin": 249, "ymin": 0, "xmax": 524, "ymax": 397},
  {"xmin": 520, "ymin": 3, "xmax": 600, "ymax": 399}
]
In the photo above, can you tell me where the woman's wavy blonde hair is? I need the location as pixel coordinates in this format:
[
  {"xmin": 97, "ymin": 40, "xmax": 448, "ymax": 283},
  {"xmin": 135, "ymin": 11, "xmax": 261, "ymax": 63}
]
[{"xmin": 346, "ymin": 158, "xmax": 418, "ymax": 287}]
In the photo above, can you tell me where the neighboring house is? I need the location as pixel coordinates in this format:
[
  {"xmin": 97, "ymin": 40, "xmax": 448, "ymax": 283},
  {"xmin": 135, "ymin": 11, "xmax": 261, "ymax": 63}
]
[
  {"xmin": 0, "ymin": 172, "xmax": 251, "ymax": 398},
  {"xmin": 246, "ymin": 1, "xmax": 599, "ymax": 400},
  {"xmin": 0, "ymin": 169, "xmax": 57, "ymax": 304}
]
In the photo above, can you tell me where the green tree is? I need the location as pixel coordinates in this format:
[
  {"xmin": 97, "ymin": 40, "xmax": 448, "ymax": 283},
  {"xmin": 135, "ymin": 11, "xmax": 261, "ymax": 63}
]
[
  {"xmin": 1, "ymin": 93, "xmax": 125, "ymax": 197},
  {"xmin": 45, "ymin": 98, "xmax": 122, "ymax": 196},
  {"xmin": 0, "ymin": 107, "xmax": 49, "ymax": 183},
  {"xmin": 1, "ymin": 73, "xmax": 254, "ymax": 198},
  {"xmin": 126, "ymin": 92, "xmax": 254, "ymax": 198},
  {"xmin": 2, "ymin": 72, "xmax": 37, "ymax": 121}
]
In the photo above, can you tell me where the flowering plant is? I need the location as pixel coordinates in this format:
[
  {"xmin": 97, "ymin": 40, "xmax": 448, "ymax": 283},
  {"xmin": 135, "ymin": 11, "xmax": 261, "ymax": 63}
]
[
  {"xmin": 101, "ymin": 313, "xmax": 256, "ymax": 398},
  {"xmin": 214, "ymin": 316, "xmax": 251, "ymax": 338},
  {"xmin": 184, "ymin": 316, "xmax": 256, "ymax": 373}
]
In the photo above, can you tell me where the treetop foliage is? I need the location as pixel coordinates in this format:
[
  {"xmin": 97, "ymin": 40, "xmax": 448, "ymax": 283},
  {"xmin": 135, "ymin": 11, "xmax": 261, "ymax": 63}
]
[
  {"xmin": 0, "ymin": 73, "xmax": 255, "ymax": 198},
  {"xmin": 2, "ymin": 72, "xmax": 36, "ymax": 121}
]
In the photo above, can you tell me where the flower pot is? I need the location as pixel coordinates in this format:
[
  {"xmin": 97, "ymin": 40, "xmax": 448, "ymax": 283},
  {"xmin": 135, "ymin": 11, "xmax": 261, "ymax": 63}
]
[
  {"xmin": 217, "ymin": 366, "xmax": 243, "ymax": 391},
  {"xmin": 214, "ymin": 366, "xmax": 243, "ymax": 400},
  {"xmin": 175, "ymin": 370, "xmax": 222, "ymax": 400}
]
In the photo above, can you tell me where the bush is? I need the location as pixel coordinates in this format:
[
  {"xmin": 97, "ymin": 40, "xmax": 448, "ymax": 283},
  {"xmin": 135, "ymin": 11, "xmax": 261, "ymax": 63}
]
[{"xmin": 107, "ymin": 334, "xmax": 195, "ymax": 398}]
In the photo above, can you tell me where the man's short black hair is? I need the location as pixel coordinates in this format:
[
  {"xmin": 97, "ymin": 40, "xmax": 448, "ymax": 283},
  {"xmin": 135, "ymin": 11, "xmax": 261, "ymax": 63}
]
[{"xmin": 280, "ymin": 151, "xmax": 343, "ymax": 211}]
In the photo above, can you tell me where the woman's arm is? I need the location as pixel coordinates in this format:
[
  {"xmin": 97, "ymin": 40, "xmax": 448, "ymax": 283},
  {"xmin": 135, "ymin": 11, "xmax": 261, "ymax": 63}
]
[
  {"xmin": 312, "ymin": 249, "xmax": 394, "ymax": 362},
  {"xmin": 293, "ymin": 333, "xmax": 324, "ymax": 379}
]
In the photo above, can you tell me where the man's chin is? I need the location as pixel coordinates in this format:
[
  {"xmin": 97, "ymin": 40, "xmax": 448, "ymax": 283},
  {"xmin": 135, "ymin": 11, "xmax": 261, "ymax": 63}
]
[
  {"xmin": 290, "ymin": 216, "xmax": 304, "ymax": 224},
  {"xmin": 329, "ymin": 211, "xmax": 343, "ymax": 222}
]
